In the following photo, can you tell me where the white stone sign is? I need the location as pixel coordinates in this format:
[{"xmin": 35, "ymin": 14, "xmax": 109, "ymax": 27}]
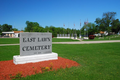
[{"xmin": 13, "ymin": 32, "xmax": 58, "ymax": 65}]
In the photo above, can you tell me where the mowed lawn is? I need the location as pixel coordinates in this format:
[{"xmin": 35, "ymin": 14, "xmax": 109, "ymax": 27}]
[
  {"xmin": 0, "ymin": 38, "xmax": 19, "ymax": 44},
  {"xmin": 0, "ymin": 43, "xmax": 120, "ymax": 80},
  {"xmin": 0, "ymin": 38, "xmax": 79, "ymax": 44}
]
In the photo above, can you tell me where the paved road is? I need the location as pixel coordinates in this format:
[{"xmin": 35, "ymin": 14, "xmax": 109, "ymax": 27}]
[
  {"xmin": 0, "ymin": 44, "xmax": 19, "ymax": 46},
  {"xmin": 52, "ymin": 40, "xmax": 120, "ymax": 44},
  {"xmin": 0, "ymin": 40, "xmax": 120, "ymax": 46}
]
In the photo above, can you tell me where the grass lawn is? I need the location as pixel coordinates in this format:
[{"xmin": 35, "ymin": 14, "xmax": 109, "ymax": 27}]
[
  {"xmin": 0, "ymin": 38, "xmax": 19, "ymax": 44},
  {"xmin": 0, "ymin": 38, "xmax": 79, "ymax": 44},
  {"xmin": 0, "ymin": 43, "xmax": 120, "ymax": 80}
]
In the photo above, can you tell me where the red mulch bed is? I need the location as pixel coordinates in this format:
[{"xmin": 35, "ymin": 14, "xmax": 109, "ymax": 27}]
[{"xmin": 0, "ymin": 57, "xmax": 79, "ymax": 80}]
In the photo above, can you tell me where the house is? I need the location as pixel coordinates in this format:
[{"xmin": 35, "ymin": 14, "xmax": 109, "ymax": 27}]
[
  {"xmin": 94, "ymin": 31, "xmax": 108, "ymax": 37},
  {"xmin": 2, "ymin": 31, "xmax": 23, "ymax": 37},
  {"xmin": 100, "ymin": 31, "xmax": 104, "ymax": 34}
]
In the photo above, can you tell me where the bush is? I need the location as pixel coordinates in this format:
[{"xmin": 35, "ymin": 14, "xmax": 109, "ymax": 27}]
[
  {"xmin": 89, "ymin": 35, "xmax": 95, "ymax": 39},
  {"xmin": 52, "ymin": 35, "xmax": 54, "ymax": 38}
]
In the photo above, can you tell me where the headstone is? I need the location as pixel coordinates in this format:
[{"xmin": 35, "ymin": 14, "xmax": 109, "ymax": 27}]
[
  {"xmin": 71, "ymin": 34, "xmax": 73, "ymax": 37},
  {"xmin": 57, "ymin": 34, "xmax": 59, "ymax": 37},
  {"xmin": 68, "ymin": 34, "xmax": 70, "ymax": 37},
  {"xmin": 60, "ymin": 34, "xmax": 61, "ymax": 37},
  {"xmin": 13, "ymin": 32, "xmax": 58, "ymax": 64},
  {"xmin": 62, "ymin": 34, "xmax": 64, "ymax": 37},
  {"xmin": 74, "ymin": 34, "xmax": 77, "ymax": 39},
  {"xmin": 65, "ymin": 34, "xmax": 67, "ymax": 37},
  {"xmin": 79, "ymin": 34, "xmax": 81, "ymax": 38},
  {"xmin": 71, "ymin": 34, "xmax": 74, "ymax": 39}
]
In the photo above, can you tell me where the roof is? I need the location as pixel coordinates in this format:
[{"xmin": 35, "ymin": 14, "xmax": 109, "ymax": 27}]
[
  {"xmin": 100, "ymin": 31, "xmax": 104, "ymax": 34},
  {"xmin": 2, "ymin": 31, "xmax": 14, "ymax": 33},
  {"xmin": 13, "ymin": 31, "xmax": 23, "ymax": 33},
  {"xmin": 2, "ymin": 31, "xmax": 23, "ymax": 34}
]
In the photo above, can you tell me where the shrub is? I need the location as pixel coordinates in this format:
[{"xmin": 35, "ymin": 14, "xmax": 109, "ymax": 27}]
[
  {"xmin": 52, "ymin": 35, "xmax": 54, "ymax": 38},
  {"xmin": 89, "ymin": 35, "xmax": 95, "ymax": 39}
]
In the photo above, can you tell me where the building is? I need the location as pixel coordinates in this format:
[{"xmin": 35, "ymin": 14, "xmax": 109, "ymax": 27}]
[{"xmin": 2, "ymin": 31, "xmax": 23, "ymax": 37}]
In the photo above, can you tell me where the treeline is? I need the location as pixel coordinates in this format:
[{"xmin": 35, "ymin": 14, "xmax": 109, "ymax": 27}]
[
  {"xmin": 0, "ymin": 24, "xmax": 18, "ymax": 35},
  {"xmin": 0, "ymin": 12, "xmax": 120, "ymax": 37},
  {"xmin": 81, "ymin": 12, "xmax": 120, "ymax": 35},
  {"xmin": 24, "ymin": 21, "xmax": 79, "ymax": 37},
  {"xmin": 24, "ymin": 12, "xmax": 120, "ymax": 37}
]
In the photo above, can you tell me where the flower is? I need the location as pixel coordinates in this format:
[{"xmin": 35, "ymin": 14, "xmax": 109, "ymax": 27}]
[{"xmin": 45, "ymin": 67, "xmax": 50, "ymax": 70}]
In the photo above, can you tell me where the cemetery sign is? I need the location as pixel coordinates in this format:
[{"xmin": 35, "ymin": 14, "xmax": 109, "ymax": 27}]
[{"xmin": 20, "ymin": 32, "xmax": 52, "ymax": 56}]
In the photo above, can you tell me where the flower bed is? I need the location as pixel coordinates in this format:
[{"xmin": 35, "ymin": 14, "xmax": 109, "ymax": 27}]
[{"xmin": 0, "ymin": 57, "xmax": 79, "ymax": 80}]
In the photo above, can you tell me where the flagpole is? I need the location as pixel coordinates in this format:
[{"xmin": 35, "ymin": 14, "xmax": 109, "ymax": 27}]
[
  {"xmin": 63, "ymin": 24, "xmax": 65, "ymax": 34},
  {"xmin": 68, "ymin": 22, "xmax": 69, "ymax": 34},
  {"xmin": 80, "ymin": 20, "xmax": 81, "ymax": 38},
  {"xmin": 74, "ymin": 23, "xmax": 75, "ymax": 38},
  {"xmin": 63, "ymin": 24, "xmax": 65, "ymax": 37},
  {"xmin": 87, "ymin": 19, "xmax": 88, "ymax": 38}
]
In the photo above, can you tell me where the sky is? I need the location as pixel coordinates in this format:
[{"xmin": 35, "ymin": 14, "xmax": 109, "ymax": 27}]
[{"xmin": 0, "ymin": 0, "xmax": 120, "ymax": 30}]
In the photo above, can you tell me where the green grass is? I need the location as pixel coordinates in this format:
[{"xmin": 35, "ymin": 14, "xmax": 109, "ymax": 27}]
[
  {"xmin": 0, "ymin": 43, "xmax": 120, "ymax": 80},
  {"xmin": 0, "ymin": 38, "xmax": 79, "ymax": 44},
  {"xmin": 0, "ymin": 38, "xmax": 19, "ymax": 44},
  {"xmin": 0, "ymin": 45, "xmax": 19, "ymax": 61}
]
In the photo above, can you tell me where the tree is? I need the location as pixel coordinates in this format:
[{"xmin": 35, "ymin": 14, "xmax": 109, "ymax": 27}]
[
  {"xmin": 49, "ymin": 26, "xmax": 57, "ymax": 37},
  {"xmin": 103, "ymin": 12, "xmax": 116, "ymax": 31},
  {"xmin": 12, "ymin": 28, "xmax": 18, "ymax": 31},
  {"xmin": 2, "ymin": 24, "xmax": 12, "ymax": 31},
  {"xmin": 95, "ymin": 12, "xmax": 116, "ymax": 32},
  {"xmin": 95, "ymin": 18, "xmax": 101, "ymax": 26},
  {"xmin": 25, "ymin": 21, "xmax": 40, "ymax": 32},
  {"xmin": 111, "ymin": 19, "xmax": 120, "ymax": 33},
  {"xmin": 102, "ymin": 12, "xmax": 116, "ymax": 22},
  {"xmin": 0, "ymin": 25, "xmax": 2, "ymax": 35},
  {"xmin": 44, "ymin": 26, "xmax": 49, "ymax": 32},
  {"xmin": 66, "ymin": 28, "xmax": 71, "ymax": 34},
  {"xmin": 95, "ymin": 18, "xmax": 106, "ymax": 31},
  {"xmin": 81, "ymin": 23, "xmax": 97, "ymax": 35}
]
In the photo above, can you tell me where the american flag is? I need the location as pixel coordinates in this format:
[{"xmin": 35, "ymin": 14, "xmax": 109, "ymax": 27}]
[
  {"xmin": 84, "ymin": 22, "xmax": 87, "ymax": 25},
  {"xmin": 63, "ymin": 24, "xmax": 65, "ymax": 26},
  {"xmin": 74, "ymin": 24, "xmax": 75, "ymax": 26},
  {"xmin": 84, "ymin": 19, "xmax": 88, "ymax": 25},
  {"xmin": 84, "ymin": 21, "xmax": 88, "ymax": 25}
]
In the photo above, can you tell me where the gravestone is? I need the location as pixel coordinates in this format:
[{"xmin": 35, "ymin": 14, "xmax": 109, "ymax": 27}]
[
  {"xmin": 74, "ymin": 34, "xmax": 77, "ymax": 39},
  {"xmin": 65, "ymin": 34, "xmax": 67, "ymax": 37},
  {"xmin": 57, "ymin": 34, "xmax": 59, "ymax": 37},
  {"xmin": 68, "ymin": 34, "xmax": 70, "ymax": 37},
  {"xmin": 13, "ymin": 32, "xmax": 58, "ymax": 64},
  {"xmin": 71, "ymin": 34, "xmax": 74, "ymax": 39},
  {"xmin": 62, "ymin": 34, "xmax": 64, "ymax": 37},
  {"xmin": 60, "ymin": 34, "xmax": 61, "ymax": 37},
  {"xmin": 79, "ymin": 34, "xmax": 81, "ymax": 38},
  {"xmin": 71, "ymin": 34, "xmax": 73, "ymax": 37}
]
